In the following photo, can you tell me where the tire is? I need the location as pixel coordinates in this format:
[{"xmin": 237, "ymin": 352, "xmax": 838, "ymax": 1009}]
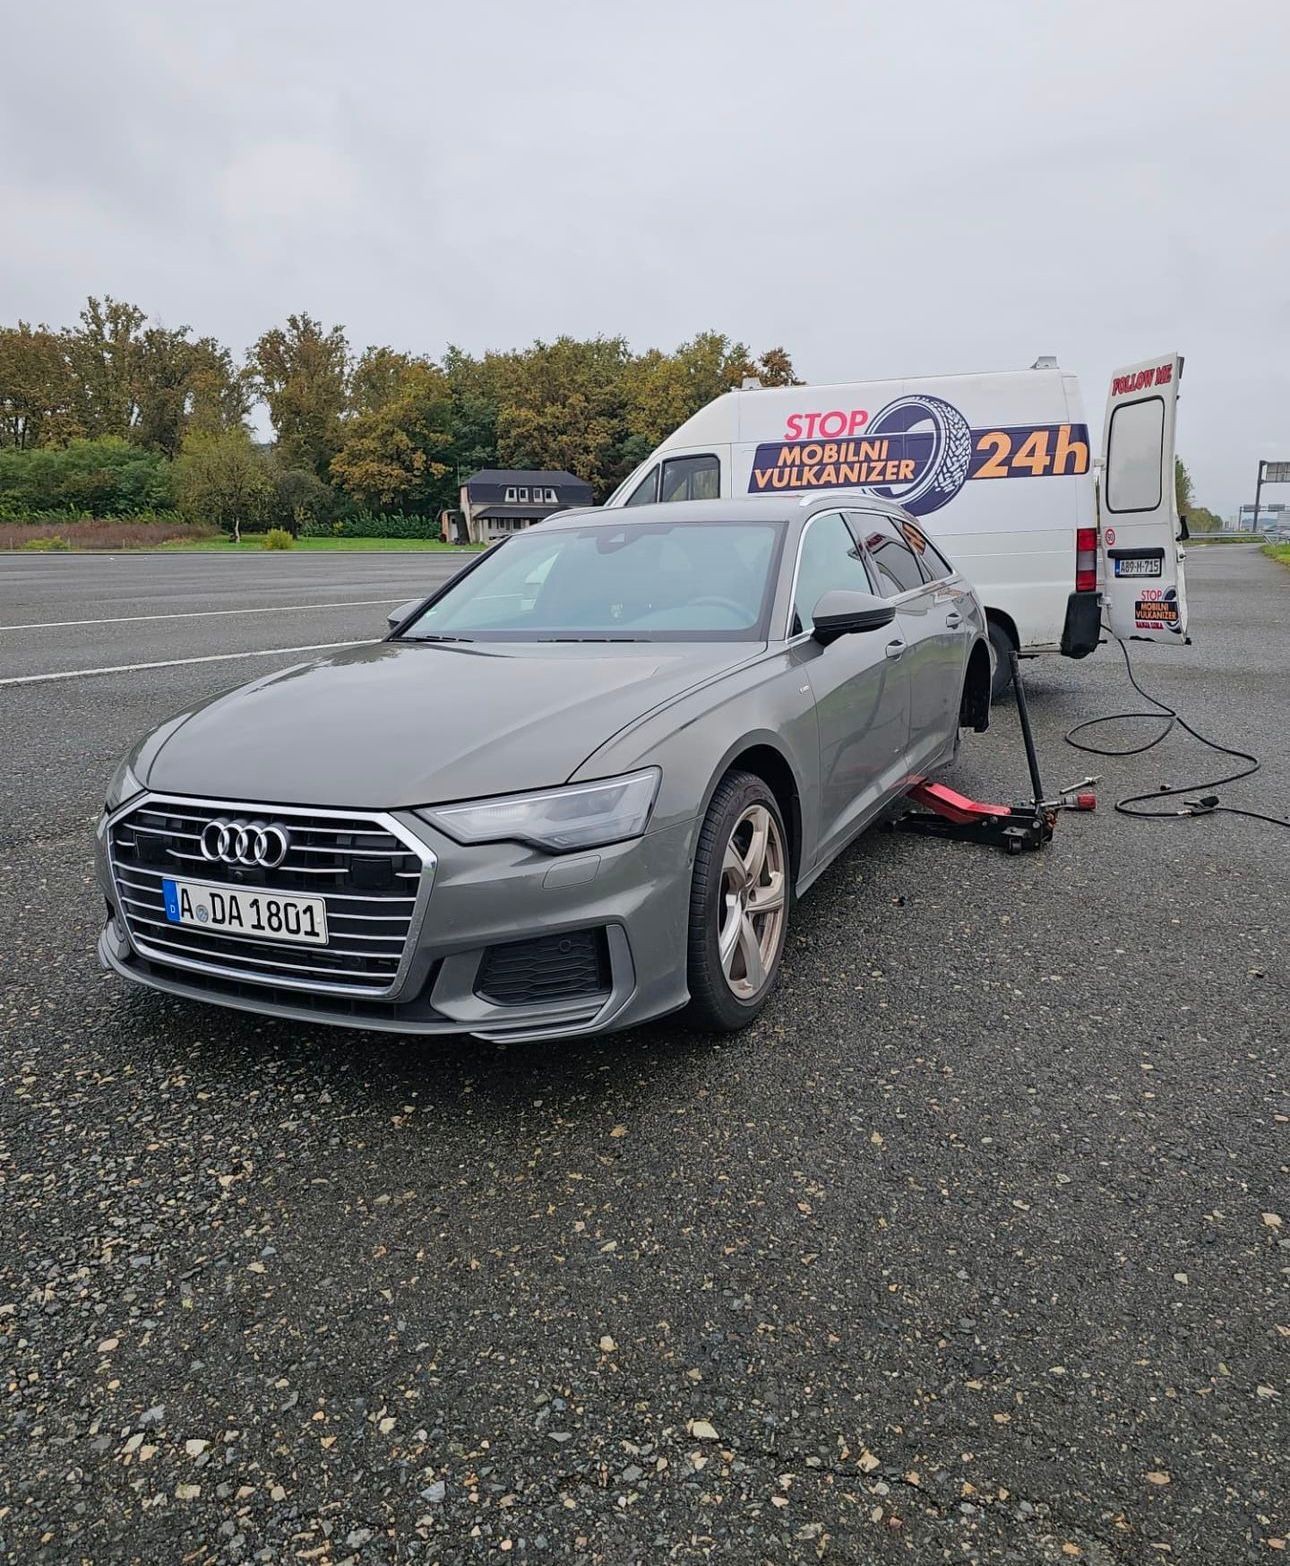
[
  {"xmin": 684, "ymin": 771, "xmax": 790, "ymax": 1033},
  {"xmin": 988, "ymin": 619, "xmax": 1015, "ymax": 699},
  {"xmin": 868, "ymin": 393, "xmax": 974, "ymax": 517}
]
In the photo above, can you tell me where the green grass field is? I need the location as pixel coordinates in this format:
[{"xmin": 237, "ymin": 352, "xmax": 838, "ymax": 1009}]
[
  {"xmin": 1262, "ymin": 542, "xmax": 1290, "ymax": 568},
  {"xmin": 159, "ymin": 536, "xmax": 484, "ymax": 553}
]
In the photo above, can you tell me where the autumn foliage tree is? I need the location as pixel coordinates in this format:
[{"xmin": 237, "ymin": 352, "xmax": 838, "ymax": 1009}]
[
  {"xmin": 249, "ymin": 313, "xmax": 349, "ymax": 478},
  {"xmin": 487, "ymin": 337, "xmax": 631, "ymax": 490},
  {"xmin": 624, "ymin": 331, "xmax": 759, "ymax": 451},
  {"xmin": 0, "ymin": 298, "xmax": 247, "ymax": 458},
  {"xmin": 0, "ymin": 323, "xmax": 78, "ymax": 450},
  {"xmin": 1, "ymin": 295, "xmax": 806, "ymax": 520},
  {"xmin": 330, "ymin": 358, "xmax": 454, "ymax": 512}
]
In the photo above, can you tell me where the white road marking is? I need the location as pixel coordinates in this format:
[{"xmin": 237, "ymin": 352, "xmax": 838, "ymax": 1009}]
[
  {"xmin": 0, "ymin": 641, "xmax": 371, "ymax": 688},
  {"xmin": 0, "ymin": 598, "xmax": 405, "ymax": 632}
]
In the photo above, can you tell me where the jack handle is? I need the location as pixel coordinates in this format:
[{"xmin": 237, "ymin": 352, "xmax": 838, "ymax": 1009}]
[{"xmin": 1008, "ymin": 650, "xmax": 1045, "ymax": 806}]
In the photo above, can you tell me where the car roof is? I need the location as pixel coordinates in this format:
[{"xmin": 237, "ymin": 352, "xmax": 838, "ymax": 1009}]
[{"xmin": 540, "ymin": 493, "xmax": 915, "ymax": 529}]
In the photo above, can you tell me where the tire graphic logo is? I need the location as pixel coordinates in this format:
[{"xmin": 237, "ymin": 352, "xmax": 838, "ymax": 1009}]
[{"xmin": 864, "ymin": 394, "xmax": 974, "ymax": 517}]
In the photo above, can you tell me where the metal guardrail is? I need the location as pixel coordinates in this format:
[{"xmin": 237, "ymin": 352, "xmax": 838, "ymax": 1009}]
[{"xmin": 1186, "ymin": 532, "xmax": 1266, "ymax": 544}]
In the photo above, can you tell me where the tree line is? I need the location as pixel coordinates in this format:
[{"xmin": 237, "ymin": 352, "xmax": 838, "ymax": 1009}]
[
  {"xmin": 0, "ymin": 297, "xmax": 798, "ymax": 530},
  {"xmin": 1174, "ymin": 458, "xmax": 1223, "ymax": 533},
  {"xmin": 2, "ymin": 300, "xmax": 1223, "ymax": 534}
]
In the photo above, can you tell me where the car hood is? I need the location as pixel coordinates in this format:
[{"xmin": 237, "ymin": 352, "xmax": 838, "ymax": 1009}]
[{"xmin": 139, "ymin": 639, "xmax": 759, "ymax": 809}]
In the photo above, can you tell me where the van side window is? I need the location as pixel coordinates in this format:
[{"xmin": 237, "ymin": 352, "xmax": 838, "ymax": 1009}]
[
  {"xmin": 624, "ymin": 467, "xmax": 659, "ymax": 506},
  {"xmin": 855, "ymin": 515, "xmax": 926, "ymax": 597},
  {"xmin": 659, "ymin": 454, "xmax": 720, "ymax": 503},
  {"xmin": 792, "ymin": 512, "xmax": 872, "ymax": 634}
]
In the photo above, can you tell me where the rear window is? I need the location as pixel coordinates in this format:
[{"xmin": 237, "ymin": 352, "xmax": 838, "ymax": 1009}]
[
  {"xmin": 899, "ymin": 519, "xmax": 955, "ymax": 581},
  {"xmin": 856, "ymin": 517, "xmax": 926, "ymax": 596},
  {"xmin": 1106, "ymin": 397, "xmax": 1164, "ymax": 513}
]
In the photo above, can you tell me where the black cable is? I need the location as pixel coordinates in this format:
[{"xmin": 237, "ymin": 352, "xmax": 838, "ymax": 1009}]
[{"xmin": 1064, "ymin": 631, "xmax": 1290, "ymax": 828}]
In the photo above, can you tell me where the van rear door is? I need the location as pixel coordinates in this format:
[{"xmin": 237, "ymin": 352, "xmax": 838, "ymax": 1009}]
[{"xmin": 1099, "ymin": 354, "xmax": 1188, "ymax": 643}]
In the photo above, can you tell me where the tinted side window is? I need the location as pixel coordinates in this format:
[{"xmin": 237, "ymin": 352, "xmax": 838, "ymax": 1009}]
[
  {"xmin": 660, "ymin": 454, "xmax": 720, "ymax": 502},
  {"xmin": 792, "ymin": 512, "xmax": 872, "ymax": 633},
  {"xmin": 856, "ymin": 515, "xmax": 926, "ymax": 597},
  {"xmin": 897, "ymin": 517, "xmax": 954, "ymax": 581},
  {"xmin": 624, "ymin": 467, "xmax": 658, "ymax": 506}
]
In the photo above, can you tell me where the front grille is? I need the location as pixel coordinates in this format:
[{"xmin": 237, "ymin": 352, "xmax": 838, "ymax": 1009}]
[
  {"xmin": 131, "ymin": 951, "xmax": 445, "ymax": 1026},
  {"xmin": 475, "ymin": 929, "xmax": 610, "ymax": 1007},
  {"xmin": 108, "ymin": 796, "xmax": 433, "ymax": 996}
]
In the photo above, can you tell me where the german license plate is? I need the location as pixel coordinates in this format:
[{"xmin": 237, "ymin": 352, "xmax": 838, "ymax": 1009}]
[
  {"xmin": 161, "ymin": 876, "xmax": 328, "ymax": 946},
  {"xmin": 1113, "ymin": 557, "xmax": 1162, "ymax": 577}
]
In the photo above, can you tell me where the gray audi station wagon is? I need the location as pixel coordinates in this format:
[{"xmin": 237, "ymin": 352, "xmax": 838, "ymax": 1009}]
[{"xmin": 97, "ymin": 495, "xmax": 992, "ymax": 1040}]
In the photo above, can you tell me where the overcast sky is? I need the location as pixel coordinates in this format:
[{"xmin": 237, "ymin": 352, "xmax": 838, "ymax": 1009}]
[{"xmin": 5, "ymin": 1, "xmax": 1287, "ymax": 514}]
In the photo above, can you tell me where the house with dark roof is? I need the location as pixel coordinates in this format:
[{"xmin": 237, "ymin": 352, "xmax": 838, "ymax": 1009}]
[{"xmin": 459, "ymin": 468, "xmax": 595, "ymax": 544}]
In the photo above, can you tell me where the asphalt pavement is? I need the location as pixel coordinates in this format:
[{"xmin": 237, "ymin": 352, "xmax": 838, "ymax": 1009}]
[{"xmin": 1, "ymin": 546, "xmax": 1285, "ymax": 1564}]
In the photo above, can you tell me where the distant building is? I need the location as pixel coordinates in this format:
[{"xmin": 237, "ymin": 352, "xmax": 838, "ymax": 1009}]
[{"xmin": 459, "ymin": 469, "xmax": 594, "ymax": 544}]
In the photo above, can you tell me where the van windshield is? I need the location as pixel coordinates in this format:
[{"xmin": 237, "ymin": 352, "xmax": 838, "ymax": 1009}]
[{"xmin": 401, "ymin": 521, "xmax": 784, "ymax": 642}]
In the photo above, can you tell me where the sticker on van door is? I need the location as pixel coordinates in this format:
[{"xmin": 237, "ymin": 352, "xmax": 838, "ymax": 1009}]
[
  {"xmin": 748, "ymin": 393, "xmax": 1090, "ymax": 516},
  {"xmin": 1133, "ymin": 587, "xmax": 1181, "ymax": 633}
]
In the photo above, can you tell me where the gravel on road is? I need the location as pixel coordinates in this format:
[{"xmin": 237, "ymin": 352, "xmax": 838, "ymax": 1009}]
[{"xmin": 1, "ymin": 546, "xmax": 1285, "ymax": 1564}]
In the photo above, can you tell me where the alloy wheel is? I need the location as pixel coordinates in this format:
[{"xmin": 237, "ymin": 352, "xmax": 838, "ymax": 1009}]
[{"xmin": 717, "ymin": 803, "xmax": 786, "ymax": 998}]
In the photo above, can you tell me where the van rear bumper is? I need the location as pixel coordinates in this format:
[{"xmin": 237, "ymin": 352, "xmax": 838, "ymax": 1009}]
[{"xmin": 1060, "ymin": 591, "xmax": 1101, "ymax": 659}]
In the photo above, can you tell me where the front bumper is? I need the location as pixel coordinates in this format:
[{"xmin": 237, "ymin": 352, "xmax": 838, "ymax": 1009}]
[{"xmin": 96, "ymin": 803, "xmax": 697, "ymax": 1041}]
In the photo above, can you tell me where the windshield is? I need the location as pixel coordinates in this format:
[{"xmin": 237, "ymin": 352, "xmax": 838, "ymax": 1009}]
[{"xmin": 401, "ymin": 520, "xmax": 784, "ymax": 642}]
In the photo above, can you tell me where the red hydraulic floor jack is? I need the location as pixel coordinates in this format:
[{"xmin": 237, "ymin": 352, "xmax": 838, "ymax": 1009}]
[{"xmin": 896, "ymin": 651, "xmax": 1096, "ymax": 854}]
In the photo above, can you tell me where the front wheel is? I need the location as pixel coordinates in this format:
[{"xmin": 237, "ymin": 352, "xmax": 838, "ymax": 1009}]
[{"xmin": 684, "ymin": 771, "xmax": 789, "ymax": 1032}]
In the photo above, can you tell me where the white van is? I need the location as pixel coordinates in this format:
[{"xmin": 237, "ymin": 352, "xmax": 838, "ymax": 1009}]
[{"xmin": 606, "ymin": 355, "xmax": 1189, "ymax": 693}]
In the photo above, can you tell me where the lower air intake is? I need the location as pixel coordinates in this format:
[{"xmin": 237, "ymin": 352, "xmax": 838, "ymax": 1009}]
[{"xmin": 475, "ymin": 929, "xmax": 610, "ymax": 1007}]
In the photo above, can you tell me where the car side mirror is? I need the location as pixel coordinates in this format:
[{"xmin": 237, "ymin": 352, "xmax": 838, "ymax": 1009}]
[
  {"xmin": 1177, "ymin": 514, "xmax": 1190, "ymax": 542},
  {"xmin": 811, "ymin": 589, "xmax": 896, "ymax": 646},
  {"xmin": 387, "ymin": 598, "xmax": 424, "ymax": 631}
]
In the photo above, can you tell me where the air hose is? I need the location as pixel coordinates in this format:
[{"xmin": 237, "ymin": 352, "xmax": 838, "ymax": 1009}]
[{"xmin": 1064, "ymin": 632, "xmax": 1290, "ymax": 829}]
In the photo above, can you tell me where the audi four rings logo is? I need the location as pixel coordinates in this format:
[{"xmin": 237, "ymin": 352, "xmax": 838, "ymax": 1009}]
[{"xmin": 199, "ymin": 818, "xmax": 291, "ymax": 868}]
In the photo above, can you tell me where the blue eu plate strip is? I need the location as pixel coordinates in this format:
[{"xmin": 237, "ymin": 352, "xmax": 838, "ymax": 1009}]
[{"xmin": 162, "ymin": 878, "xmax": 180, "ymax": 922}]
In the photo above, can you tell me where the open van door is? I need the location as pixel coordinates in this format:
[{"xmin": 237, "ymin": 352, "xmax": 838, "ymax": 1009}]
[{"xmin": 1099, "ymin": 354, "xmax": 1188, "ymax": 643}]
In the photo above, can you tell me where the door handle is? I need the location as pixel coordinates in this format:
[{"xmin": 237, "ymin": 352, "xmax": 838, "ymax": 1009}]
[
  {"xmin": 884, "ymin": 639, "xmax": 905, "ymax": 661},
  {"xmin": 944, "ymin": 611, "xmax": 962, "ymax": 628}
]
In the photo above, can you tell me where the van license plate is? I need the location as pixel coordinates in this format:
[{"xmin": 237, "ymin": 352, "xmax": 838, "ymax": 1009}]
[
  {"xmin": 161, "ymin": 876, "xmax": 328, "ymax": 945},
  {"xmin": 1114, "ymin": 557, "xmax": 1162, "ymax": 578}
]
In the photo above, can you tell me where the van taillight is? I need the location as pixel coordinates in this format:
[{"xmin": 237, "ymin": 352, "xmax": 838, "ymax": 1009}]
[{"xmin": 1076, "ymin": 527, "xmax": 1098, "ymax": 594}]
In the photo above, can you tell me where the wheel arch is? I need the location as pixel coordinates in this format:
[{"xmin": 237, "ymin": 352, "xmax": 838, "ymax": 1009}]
[
  {"xmin": 960, "ymin": 637, "xmax": 992, "ymax": 732},
  {"xmin": 701, "ymin": 737, "xmax": 805, "ymax": 884},
  {"xmin": 984, "ymin": 607, "xmax": 1019, "ymax": 698},
  {"xmin": 985, "ymin": 604, "xmax": 1019, "ymax": 653}
]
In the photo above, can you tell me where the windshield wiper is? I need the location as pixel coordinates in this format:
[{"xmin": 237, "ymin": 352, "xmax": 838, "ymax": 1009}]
[
  {"xmin": 536, "ymin": 636, "xmax": 647, "ymax": 643},
  {"xmin": 409, "ymin": 633, "xmax": 474, "ymax": 643}
]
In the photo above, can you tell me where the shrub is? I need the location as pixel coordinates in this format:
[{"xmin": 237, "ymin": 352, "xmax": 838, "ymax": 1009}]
[
  {"xmin": 298, "ymin": 518, "xmax": 347, "ymax": 538},
  {"xmin": 262, "ymin": 527, "xmax": 294, "ymax": 550},
  {"xmin": 19, "ymin": 534, "xmax": 71, "ymax": 551},
  {"xmin": 301, "ymin": 510, "xmax": 442, "ymax": 540},
  {"xmin": 0, "ymin": 438, "xmax": 173, "ymax": 516}
]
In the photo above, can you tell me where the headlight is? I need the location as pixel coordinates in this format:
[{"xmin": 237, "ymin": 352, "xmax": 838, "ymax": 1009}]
[
  {"xmin": 417, "ymin": 769, "xmax": 660, "ymax": 854},
  {"xmin": 104, "ymin": 758, "xmax": 144, "ymax": 813}
]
